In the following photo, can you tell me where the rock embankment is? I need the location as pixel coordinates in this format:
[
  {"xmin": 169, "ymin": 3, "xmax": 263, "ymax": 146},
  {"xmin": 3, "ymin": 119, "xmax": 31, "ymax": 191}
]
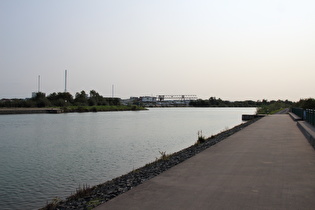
[{"xmin": 43, "ymin": 117, "xmax": 262, "ymax": 210}]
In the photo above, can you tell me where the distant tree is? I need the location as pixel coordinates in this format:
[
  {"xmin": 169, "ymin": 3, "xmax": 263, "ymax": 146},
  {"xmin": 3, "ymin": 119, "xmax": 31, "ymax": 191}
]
[
  {"xmin": 209, "ymin": 97, "xmax": 218, "ymax": 106},
  {"xmin": 88, "ymin": 90, "xmax": 104, "ymax": 106},
  {"xmin": 245, "ymin": 100, "xmax": 256, "ymax": 106},
  {"xmin": 294, "ymin": 98, "xmax": 315, "ymax": 109},
  {"xmin": 262, "ymin": 99, "xmax": 269, "ymax": 105},
  {"xmin": 21, "ymin": 99, "xmax": 35, "ymax": 107},
  {"xmin": 31, "ymin": 92, "xmax": 51, "ymax": 107},
  {"xmin": 190, "ymin": 99, "xmax": 209, "ymax": 107},
  {"xmin": 104, "ymin": 97, "xmax": 121, "ymax": 106},
  {"xmin": 47, "ymin": 92, "xmax": 73, "ymax": 106},
  {"xmin": 33, "ymin": 92, "xmax": 46, "ymax": 100},
  {"xmin": 74, "ymin": 91, "xmax": 88, "ymax": 106}
]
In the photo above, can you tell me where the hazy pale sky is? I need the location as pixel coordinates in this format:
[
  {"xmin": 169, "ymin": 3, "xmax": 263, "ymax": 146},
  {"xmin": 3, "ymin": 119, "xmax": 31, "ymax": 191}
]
[{"xmin": 1, "ymin": 0, "xmax": 314, "ymax": 101}]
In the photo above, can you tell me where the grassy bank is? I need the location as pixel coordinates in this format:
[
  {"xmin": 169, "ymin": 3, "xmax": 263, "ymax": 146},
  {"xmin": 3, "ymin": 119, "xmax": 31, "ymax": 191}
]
[
  {"xmin": 61, "ymin": 105, "xmax": 146, "ymax": 113},
  {"xmin": 256, "ymin": 102, "xmax": 291, "ymax": 115},
  {"xmin": 257, "ymin": 107, "xmax": 287, "ymax": 115},
  {"xmin": 0, "ymin": 105, "xmax": 146, "ymax": 115}
]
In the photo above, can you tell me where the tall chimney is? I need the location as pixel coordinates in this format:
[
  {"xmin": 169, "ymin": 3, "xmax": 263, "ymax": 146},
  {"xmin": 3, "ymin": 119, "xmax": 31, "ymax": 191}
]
[
  {"xmin": 38, "ymin": 75, "xmax": 40, "ymax": 92},
  {"xmin": 112, "ymin": 84, "xmax": 114, "ymax": 98},
  {"xmin": 65, "ymin": 70, "xmax": 67, "ymax": 92}
]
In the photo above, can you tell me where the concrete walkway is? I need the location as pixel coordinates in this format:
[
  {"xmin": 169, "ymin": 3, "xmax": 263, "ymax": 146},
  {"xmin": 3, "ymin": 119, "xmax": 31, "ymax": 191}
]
[{"xmin": 94, "ymin": 114, "xmax": 315, "ymax": 210}]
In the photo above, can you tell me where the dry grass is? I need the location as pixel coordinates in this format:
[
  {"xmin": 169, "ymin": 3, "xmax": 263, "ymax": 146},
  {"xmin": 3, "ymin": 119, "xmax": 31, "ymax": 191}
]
[{"xmin": 40, "ymin": 197, "xmax": 61, "ymax": 210}]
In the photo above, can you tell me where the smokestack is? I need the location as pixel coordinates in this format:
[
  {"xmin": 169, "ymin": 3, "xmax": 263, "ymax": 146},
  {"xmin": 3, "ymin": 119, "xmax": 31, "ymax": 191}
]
[
  {"xmin": 65, "ymin": 70, "xmax": 67, "ymax": 92},
  {"xmin": 112, "ymin": 84, "xmax": 114, "ymax": 98},
  {"xmin": 38, "ymin": 75, "xmax": 40, "ymax": 92}
]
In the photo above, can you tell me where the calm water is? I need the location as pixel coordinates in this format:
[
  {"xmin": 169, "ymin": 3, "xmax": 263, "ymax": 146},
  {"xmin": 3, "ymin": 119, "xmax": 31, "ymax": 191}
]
[{"xmin": 0, "ymin": 107, "xmax": 256, "ymax": 209}]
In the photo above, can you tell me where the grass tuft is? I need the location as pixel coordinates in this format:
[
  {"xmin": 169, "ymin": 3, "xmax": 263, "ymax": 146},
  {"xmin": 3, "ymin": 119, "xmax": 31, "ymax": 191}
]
[
  {"xmin": 40, "ymin": 197, "xmax": 61, "ymax": 210},
  {"xmin": 156, "ymin": 151, "xmax": 170, "ymax": 161},
  {"xmin": 86, "ymin": 198, "xmax": 102, "ymax": 210},
  {"xmin": 196, "ymin": 130, "xmax": 206, "ymax": 144},
  {"xmin": 69, "ymin": 184, "xmax": 94, "ymax": 200}
]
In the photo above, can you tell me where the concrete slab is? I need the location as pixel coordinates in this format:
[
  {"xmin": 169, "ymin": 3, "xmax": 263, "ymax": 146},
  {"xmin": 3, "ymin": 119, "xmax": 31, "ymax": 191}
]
[
  {"xmin": 288, "ymin": 112, "xmax": 302, "ymax": 121},
  {"xmin": 94, "ymin": 115, "xmax": 315, "ymax": 210},
  {"xmin": 297, "ymin": 120, "xmax": 315, "ymax": 149}
]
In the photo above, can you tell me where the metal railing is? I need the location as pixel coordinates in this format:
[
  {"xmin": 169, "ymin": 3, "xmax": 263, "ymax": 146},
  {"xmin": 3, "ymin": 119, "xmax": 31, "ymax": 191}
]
[
  {"xmin": 292, "ymin": 107, "xmax": 315, "ymax": 126},
  {"xmin": 305, "ymin": 109, "xmax": 315, "ymax": 126},
  {"xmin": 291, "ymin": 107, "xmax": 304, "ymax": 118}
]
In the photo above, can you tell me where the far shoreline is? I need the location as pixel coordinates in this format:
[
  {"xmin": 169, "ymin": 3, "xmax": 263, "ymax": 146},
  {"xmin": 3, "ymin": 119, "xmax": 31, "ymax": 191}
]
[{"xmin": 0, "ymin": 105, "xmax": 146, "ymax": 115}]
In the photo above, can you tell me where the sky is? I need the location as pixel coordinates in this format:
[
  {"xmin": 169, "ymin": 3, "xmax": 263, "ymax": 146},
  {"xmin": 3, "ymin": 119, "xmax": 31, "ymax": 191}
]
[{"xmin": 1, "ymin": 0, "xmax": 314, "ymax": 101}]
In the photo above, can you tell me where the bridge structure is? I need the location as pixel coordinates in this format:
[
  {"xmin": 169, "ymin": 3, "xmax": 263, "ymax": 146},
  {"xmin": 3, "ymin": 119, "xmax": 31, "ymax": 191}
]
[{"xmin": 157, "ymin": 95, "xmax": 197, "ymax": 101}]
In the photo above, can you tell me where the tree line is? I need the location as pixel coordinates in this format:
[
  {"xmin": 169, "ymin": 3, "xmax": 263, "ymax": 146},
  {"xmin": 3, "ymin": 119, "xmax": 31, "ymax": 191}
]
[
  {"xmin": 293, "ymin": 98, "xmax": 315, "ymax": 109},
  {"xmin": 189, "ymin": 97, "xmax": 315, "ymax": 113},
  {"xmin": 0, "ymin": 90, "xmax": 120, "ymax": 108},
  {"xmin": 189, "ymin": 97, "xmax": 293, "ymax": 108},
  {"xmin": 2, "ymin": 93, "xmax": 315, "ymax": 110}
]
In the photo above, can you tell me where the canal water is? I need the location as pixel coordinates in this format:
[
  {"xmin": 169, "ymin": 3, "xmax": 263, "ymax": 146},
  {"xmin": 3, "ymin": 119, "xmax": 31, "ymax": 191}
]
[{"xmin": 0, "ymin": 107, "xmax": 256, "ymax": 209}]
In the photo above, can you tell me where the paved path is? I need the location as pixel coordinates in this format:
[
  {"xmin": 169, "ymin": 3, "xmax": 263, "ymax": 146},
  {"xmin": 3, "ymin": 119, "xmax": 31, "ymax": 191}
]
[{"xmin": 94, "ymin": 114, "xmax": 315, "ymax": 210}]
